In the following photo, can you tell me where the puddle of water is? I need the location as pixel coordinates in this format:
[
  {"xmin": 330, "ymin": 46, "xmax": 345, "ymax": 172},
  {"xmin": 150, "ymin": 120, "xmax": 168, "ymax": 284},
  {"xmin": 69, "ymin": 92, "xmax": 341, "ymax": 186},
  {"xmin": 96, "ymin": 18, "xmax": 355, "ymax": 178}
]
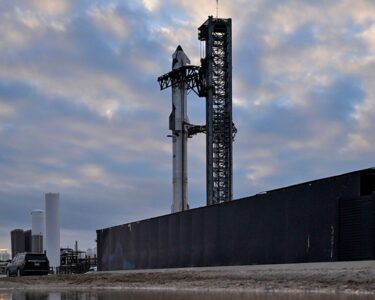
[{"xmin": 0, "ymin": 290, "xmax": 374, "ymax": 300}]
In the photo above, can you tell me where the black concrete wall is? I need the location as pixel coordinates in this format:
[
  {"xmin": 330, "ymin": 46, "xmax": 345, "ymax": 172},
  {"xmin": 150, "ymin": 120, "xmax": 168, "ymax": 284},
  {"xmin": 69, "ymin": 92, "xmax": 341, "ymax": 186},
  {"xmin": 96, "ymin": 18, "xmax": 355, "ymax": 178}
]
[{"xmin": 97, "ymin": 169, "xmax": 375, "ymax": 271}]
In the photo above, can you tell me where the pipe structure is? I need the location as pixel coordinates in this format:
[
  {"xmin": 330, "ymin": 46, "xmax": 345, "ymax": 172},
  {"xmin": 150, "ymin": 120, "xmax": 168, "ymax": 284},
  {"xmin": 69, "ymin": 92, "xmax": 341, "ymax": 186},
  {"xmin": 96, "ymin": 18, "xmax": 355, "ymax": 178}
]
[
  {"xmin": 45, "ymin": 193, "xmax": 60, "ymax": 271},
  {"xmin": 170, "ymin": 46, "xmax": 190, "ymax": 213}
]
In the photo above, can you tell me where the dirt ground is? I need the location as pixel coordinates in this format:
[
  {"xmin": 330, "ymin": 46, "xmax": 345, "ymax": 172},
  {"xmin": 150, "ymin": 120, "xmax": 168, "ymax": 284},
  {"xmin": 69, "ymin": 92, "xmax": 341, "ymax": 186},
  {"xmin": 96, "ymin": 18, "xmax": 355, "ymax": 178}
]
[{"xmin": 1, "ymin": 261, "xmax": 375, "ymax": 294}]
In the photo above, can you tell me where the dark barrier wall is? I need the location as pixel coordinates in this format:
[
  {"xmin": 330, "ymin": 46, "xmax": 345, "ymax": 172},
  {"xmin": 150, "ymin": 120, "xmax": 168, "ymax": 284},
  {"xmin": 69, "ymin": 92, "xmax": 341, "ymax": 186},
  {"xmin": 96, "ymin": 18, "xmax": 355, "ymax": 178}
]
[
  {"xmin": 339, "ymin": 195, "xmax": 375, "ymax": 261},
  {"xmin": 97, "ymin": 169, "xmax": 375, "ymax": 270}
]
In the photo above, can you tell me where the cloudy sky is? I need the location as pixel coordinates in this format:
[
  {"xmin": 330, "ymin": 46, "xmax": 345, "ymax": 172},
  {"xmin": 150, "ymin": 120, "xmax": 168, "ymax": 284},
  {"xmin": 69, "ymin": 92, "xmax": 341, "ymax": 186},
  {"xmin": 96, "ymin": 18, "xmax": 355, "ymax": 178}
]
[{"xmin": 1, "ymin": 0, "xmax": 375, "ymax": 252}]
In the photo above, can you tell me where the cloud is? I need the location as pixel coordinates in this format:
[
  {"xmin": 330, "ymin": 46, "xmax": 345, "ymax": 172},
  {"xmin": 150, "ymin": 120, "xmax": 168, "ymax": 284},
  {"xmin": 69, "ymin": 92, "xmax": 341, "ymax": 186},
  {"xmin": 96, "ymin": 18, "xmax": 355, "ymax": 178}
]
[
  {"xmin": 142, "ymin": 0, "xmax": 161, "ymax": 12},
  {"xmin": 0, "ymin": 102, "xmax": 15, "ymax": 117},
  {"xmin": 88, "ymin": 4, "xmax": 129, "ymax": 39},
  {"xmin": 361, "ymin": 24, "xmax": 375, "ymax": 52},
  {"xmin": 28, "ymin": 0, "xmax": 71, "ymax": 16}
]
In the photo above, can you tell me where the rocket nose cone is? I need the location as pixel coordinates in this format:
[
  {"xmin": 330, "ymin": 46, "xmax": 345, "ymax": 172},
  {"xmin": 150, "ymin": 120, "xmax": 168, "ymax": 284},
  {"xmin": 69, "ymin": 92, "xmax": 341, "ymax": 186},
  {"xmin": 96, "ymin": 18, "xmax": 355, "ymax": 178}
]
[{"xmin": 172, "ymin": 45, "xmax": 190, "ymax": 69}]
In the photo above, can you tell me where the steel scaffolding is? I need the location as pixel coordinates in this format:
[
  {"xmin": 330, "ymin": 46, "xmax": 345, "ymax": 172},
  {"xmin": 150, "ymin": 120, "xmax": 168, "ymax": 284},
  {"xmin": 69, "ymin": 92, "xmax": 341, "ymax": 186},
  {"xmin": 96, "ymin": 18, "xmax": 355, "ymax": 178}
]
[{"xmin": 199, "ymin": 17, "xmax": 235, "ymax": 205}]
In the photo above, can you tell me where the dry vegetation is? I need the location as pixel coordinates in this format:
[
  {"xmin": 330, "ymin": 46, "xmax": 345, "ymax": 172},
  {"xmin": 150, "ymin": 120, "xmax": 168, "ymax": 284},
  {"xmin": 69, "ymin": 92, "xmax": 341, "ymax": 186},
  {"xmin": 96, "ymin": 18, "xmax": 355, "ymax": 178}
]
[{"xmin": 1, "ymin": 264, "xmax": 375, "ymax": 294}]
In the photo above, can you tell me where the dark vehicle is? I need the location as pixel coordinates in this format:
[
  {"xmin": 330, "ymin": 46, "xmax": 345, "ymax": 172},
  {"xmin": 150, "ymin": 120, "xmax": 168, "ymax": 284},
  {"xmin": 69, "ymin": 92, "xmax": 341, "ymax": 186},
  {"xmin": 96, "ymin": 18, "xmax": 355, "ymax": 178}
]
[{"xmin": 6, "ymin": 253, "xmax": 49, "ymax": 277}]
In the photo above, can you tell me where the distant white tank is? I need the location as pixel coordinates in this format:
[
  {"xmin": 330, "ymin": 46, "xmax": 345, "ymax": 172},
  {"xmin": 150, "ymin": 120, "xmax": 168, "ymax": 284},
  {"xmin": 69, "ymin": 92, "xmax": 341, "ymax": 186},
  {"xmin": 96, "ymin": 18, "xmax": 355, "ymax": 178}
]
[
  {"xmin": 45, "ymin": 193, "xmax": 60, "ymax": 271},
  {"xmin": 86, "ymin": 248, "xmax": 94, "ymax": 257},
  {"xmin": 31, "ymin": 209, "xmax": 44, "ymax": 253}
]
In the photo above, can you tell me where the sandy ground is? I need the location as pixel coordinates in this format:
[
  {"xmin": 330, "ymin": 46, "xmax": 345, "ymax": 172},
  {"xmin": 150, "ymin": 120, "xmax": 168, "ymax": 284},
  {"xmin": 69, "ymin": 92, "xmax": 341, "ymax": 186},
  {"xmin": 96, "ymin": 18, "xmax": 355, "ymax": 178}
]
[{"xmin": 1, "ymin": 261, "xmax": 375, "ymax": 294}]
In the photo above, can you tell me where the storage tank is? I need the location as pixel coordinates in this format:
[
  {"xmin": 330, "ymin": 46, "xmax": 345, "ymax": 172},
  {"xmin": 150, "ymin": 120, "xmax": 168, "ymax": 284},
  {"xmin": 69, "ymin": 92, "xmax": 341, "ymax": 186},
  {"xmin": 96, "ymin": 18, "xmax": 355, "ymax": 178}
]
[
  {"xmin": 10, "ymin": 229, "xmax": 25, "ymax": 258},
  {"xmin": 31, "ymin": 209, "xmax": 44, "ymax": 253},
  {"xmin": 24, "ymin": 229, "xmax": 32, "ymax": 252},
  {"xmin": 45, "ymin": 193, "xmax": 60, "ymax": 271},
  {"xmin": 86, "ymin": 248, "xmax": 94, "ymax": 257}
]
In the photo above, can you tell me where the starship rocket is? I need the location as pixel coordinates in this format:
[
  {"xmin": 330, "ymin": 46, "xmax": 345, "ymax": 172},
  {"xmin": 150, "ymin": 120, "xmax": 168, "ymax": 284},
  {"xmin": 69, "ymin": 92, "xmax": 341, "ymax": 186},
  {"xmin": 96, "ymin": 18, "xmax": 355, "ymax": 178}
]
[{"xmin": 170, "ymin": 45, "xmax": 190, "ymax": 213}]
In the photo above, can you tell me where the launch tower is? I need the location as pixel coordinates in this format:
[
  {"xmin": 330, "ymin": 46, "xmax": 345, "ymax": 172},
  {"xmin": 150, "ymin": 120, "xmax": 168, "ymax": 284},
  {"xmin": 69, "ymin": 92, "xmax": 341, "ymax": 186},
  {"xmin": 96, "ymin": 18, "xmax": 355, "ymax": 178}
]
[
  {"xmin": 199, "ymin": 17, "xmax": 235, "ymax": 205},
  {"xmin": 158, "ymin": 16, "xmax": 235, "ymax": 210}
]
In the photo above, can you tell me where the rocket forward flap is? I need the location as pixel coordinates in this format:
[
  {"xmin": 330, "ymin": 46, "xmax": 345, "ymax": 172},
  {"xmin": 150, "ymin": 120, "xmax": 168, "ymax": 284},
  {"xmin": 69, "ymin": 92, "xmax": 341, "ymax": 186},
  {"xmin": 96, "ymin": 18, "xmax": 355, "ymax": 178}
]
[
  {"xmin": 172, "ymin": 45, "xmax": 191, "ymax": 69},
  {"xmin": 169, "ymin": 104, "xmax": 176, "ymax": 131}
]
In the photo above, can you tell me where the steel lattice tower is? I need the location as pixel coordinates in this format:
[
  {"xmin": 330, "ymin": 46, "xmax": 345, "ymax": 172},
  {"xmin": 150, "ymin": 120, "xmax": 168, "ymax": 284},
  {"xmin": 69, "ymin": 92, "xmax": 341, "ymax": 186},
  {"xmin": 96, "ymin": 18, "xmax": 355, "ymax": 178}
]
[{"xmin": 199, "ymin": 17, "xmax": 234, "ymax": 205}]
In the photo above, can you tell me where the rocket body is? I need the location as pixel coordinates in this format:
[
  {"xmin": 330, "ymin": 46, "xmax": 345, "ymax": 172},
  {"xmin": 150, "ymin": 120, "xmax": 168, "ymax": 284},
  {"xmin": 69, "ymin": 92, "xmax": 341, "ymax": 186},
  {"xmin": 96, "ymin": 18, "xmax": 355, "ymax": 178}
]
[{"xmin": 170, "ymin": 46, "xmax": 190, "ymax": 213}]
